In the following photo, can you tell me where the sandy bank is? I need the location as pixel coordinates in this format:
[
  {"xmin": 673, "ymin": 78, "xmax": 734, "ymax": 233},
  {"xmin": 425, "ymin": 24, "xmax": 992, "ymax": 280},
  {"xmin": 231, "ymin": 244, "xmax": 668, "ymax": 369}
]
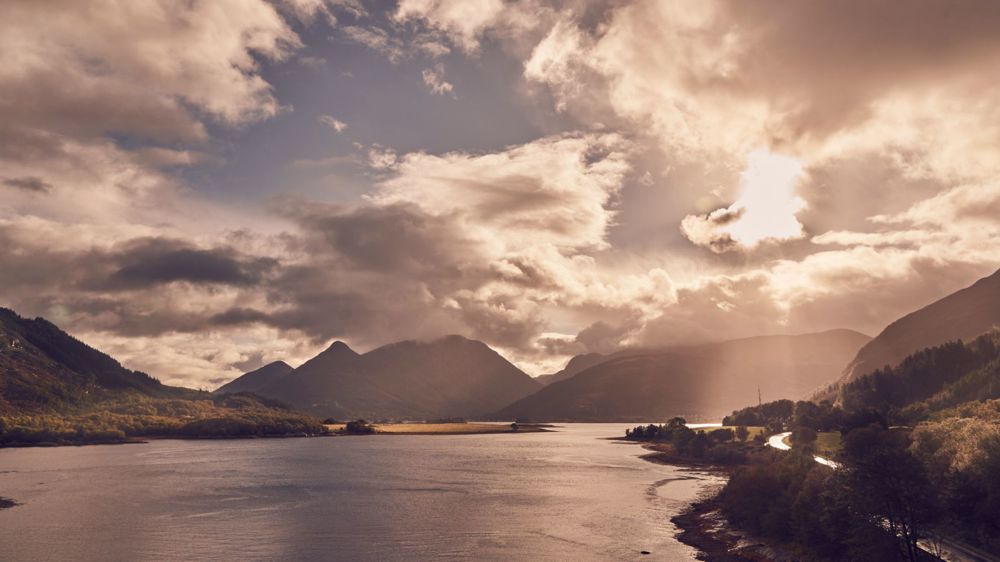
[{"xmin": 327, "ymin": 422, "xmax": 552, "ymax": 435}]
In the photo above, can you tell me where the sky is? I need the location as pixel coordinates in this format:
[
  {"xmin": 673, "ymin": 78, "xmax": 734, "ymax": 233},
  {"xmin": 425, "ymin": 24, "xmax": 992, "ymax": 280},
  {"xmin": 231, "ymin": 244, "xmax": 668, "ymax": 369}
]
[{"xmin": 3, "ymin": 0, "xmax": 1000, "ymax": 388}]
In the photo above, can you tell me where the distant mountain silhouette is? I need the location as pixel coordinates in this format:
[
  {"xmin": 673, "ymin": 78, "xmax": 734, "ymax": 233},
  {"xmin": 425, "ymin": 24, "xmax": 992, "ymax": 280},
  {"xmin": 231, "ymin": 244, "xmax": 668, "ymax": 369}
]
[
  {"xmin": 494, "ymin": 330, "xmax": 870, "ymax": 422},
  {"xmin": 240, "ymin": 335, "xmax": 542, "ymax": 420},
  {"xmin": 535, "ymin": 353, "xmax": 608, "ymax": 386},
  {"xmin": 215, "ymin": 360, "xmax": 293, "ymax": 395},
  {"xmin": 836, "ymin": 267, "xmax": 1000, "ymax": 386},
  {"xmin": 0, "ymin": 308, "xmax": 187, "ymax": 414},
  {"xmin": 534, "ymin": 347, "xmax": 668, "ymax": 386}
]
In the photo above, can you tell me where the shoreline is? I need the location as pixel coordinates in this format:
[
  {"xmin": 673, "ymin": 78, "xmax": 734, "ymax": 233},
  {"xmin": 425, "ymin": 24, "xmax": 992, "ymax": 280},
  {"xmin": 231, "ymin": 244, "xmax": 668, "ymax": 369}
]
[
  {"xmin": 0, "ymin": 422, "xmax": 556, "ymax": 449},
  {"xmin": 330, "ymin": 422, "xmax": 554, "ymax": 435},
  {"xmin": 633, "ymin": 441, "xmax": 789, "ymax": 562},
  {"xmin": 670, "ymin": 494, "xmax": 792, "ymax": 562},
  {"xmin": 0, "ymin": 432, "xmax": 334, "ymax": 449}
]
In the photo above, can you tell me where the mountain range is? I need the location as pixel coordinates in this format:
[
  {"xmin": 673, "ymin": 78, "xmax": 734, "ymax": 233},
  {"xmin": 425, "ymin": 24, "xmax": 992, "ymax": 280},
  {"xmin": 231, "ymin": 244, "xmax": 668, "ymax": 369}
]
[
  {"xmin": 494, "ymin": 330, "xmax": 871, "ymax": 421},
  {"xmin": 8, "ymin": 266, "xmax": 1000, "ymax": 424},
  {"xmin": 217, "ymin": 336, "xmax": 542, "ymax": 420}
]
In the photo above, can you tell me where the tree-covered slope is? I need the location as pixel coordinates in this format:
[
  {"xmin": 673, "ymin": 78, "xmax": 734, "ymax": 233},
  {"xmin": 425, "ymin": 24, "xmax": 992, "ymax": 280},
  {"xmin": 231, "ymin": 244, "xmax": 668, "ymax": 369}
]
[
  {"xmin": 0, "ymin": 307, "xmax": 324, "ymax": 444},
  {"xmin": 838, "ymin": 267, "xmax": 1000, "ymax": 384}
]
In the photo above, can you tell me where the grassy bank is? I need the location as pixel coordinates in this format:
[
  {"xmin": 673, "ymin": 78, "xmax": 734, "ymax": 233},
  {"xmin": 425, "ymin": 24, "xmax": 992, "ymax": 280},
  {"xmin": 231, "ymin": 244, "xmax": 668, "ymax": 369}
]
[{"xmin": 1, "ymin": 393, "xmax": 328, "ymax": 447}]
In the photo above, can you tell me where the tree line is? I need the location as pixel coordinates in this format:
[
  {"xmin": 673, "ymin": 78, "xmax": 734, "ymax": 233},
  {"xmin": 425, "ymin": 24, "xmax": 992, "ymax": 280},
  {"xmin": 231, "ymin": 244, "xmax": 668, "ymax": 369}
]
[{"xmin": 627, "ymin": 331, "xmax": 1000, "ymax": 559}]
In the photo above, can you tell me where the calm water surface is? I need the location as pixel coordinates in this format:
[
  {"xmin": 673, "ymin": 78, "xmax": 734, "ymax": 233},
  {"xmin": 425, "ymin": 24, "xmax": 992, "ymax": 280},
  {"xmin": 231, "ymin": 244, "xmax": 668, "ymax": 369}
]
[{"xmin": 0, "ymin": 424, "xmax": 722, "ymax": 561}]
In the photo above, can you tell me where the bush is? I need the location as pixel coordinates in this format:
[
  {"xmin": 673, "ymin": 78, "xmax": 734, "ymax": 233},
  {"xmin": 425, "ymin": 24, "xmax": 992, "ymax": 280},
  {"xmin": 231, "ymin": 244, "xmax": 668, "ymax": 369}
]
[
  {"xmin": 791, "ymin": 426, "xmax": 818, "ymax": 448},
  {"xmin": 708, "ymin": 427, "xmax": 735, "ymax": 443},
  {"xmin": 735, "ymin": 425, "xmax": 750, "ymax": 442},
  {"xmin": 345, "ymin": 419, "xmax": 376, "ymax": 434}
]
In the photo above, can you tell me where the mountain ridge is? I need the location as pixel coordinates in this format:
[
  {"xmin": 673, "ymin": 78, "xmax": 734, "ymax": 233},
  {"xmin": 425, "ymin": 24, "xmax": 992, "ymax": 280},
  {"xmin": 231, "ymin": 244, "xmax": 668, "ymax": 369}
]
[
  {"xmin": 215, "ymin": 360, "xmax": 294, "ymax": 395},
  {"xmin": 238, "ymin": 334, "xmax": 542, "ymax": 420},
  {"xmin": 495, "ymin": 329, "xmax": 871, "ymax": 422},
  {"xmin": 0, "ymin": 307, "xmax": 324, "ymax": 443},
  {"xmin": 834, "ymin": 267, "xmax": 1000, "ymax": 388}
]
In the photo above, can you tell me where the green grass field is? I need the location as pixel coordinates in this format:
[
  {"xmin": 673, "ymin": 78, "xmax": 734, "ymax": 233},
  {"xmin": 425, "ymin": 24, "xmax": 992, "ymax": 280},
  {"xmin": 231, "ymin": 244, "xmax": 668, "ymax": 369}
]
[
  {"xmin": 781, "ymin": 431, "xmax": 842, "ymax": 456},
  {"xmin": 694, "ymin": 425, "xmax": 765, "ymax": 440},
  {"xmin": 815, "ymin": 431, "xmax": 843, "ymax": 455}
]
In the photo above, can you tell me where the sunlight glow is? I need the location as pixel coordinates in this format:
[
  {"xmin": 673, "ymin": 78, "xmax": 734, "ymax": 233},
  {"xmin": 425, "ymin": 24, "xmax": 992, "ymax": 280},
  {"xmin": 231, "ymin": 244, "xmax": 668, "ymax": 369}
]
[
  {"xmin": 726, "ymin": 149, "xmax": 807, "ymax": 246},
  {"xmin": 681, "ymin": 149, "xmax": 807, "ymax": 252}
]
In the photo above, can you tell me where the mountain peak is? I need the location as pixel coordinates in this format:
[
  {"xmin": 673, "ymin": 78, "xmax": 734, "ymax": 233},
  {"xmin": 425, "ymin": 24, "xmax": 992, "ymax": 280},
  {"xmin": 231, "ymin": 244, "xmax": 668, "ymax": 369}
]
[
  {"xmin": 324, "ymin": 340, "xmax": 358, "ymax": 356},
  {"xmin": 215, "ymin": 359, "xmax": 294, "ymax": 394},
  {"xmin": 437, "ymin": 334, "xmax": 473, "ymax": 345},
  {"xmin": 254, "ymin": 334, "xmax": 538, "ymax": 419},
  {"xmin": 261, "ymin": 360, "xmax": 292, "ymax": 371}
]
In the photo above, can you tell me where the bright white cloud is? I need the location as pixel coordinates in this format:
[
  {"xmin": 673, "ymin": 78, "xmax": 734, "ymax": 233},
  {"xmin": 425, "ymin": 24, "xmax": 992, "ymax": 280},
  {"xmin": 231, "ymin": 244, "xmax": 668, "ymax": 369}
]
[
  {"xmin": 395, "ymin": 0, "xmax": 507, "ymax": 53},
  {"xmin": 0, "ymin": 0, "xmax": 304, "ymax": 142},
  {"xmin": 681, "ymin": 150, "xmax": 806, "ymax": 252}
]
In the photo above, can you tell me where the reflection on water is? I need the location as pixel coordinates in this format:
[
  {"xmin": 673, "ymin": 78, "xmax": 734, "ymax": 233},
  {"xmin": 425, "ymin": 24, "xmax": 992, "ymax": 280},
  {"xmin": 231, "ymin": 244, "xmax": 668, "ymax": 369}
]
[{"xmin": 0, "ymin": 424, "xmax": 722, "ymax": 561}]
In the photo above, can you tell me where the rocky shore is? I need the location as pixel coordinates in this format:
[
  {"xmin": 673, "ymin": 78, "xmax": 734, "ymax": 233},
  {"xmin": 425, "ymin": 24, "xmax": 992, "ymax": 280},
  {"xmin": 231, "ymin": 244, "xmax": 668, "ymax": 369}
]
[
  {"xmin": 636, "ymin": 442, "xmax": 798, "ymax": 562},
  {"xmin": 671, "ymin": 494, "xmax": 800, "ymax": 562}
]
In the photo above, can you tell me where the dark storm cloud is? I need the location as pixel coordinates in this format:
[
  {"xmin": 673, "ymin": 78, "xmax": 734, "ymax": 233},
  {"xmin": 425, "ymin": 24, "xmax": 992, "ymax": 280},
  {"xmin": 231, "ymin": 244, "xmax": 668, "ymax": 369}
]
[
  {"xmin": 278, "ymin": 200, "xmax": 479, "ymax": 278},
  {"xmin": 210, "ymin": 307, "xmax": 273, "ymax": 327},
  {"xmin": 209, "ymin": 292, "xmax": 374, "ymax": 344},
  {"xmin": 3, "ymin": 176, "xmax": 52, "ymax": 192},
  {"xmin": 0, "ymin": 228, "xmax": 274, "ymax": 296},
  {"xmin": 0, "ymin": 226, "xmax": 285, "ymax": 338},
  {"xmin": 104, "ymin": 238, "xmax": 278, "ymax": 290}
]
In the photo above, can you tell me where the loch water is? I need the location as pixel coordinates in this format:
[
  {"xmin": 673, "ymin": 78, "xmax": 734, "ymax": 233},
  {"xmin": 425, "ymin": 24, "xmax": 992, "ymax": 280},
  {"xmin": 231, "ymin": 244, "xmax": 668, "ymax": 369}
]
[{"xmin": 0, "ymin": 424, "xmax": 722, "ymax": 561}]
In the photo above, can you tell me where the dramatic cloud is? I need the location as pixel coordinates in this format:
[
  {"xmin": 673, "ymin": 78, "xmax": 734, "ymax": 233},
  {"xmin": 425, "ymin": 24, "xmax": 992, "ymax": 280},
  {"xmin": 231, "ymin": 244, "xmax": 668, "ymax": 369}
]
[
  {"xmin": 3, "ymin": 0, "xmax": 1000, "ymax": 386},
  {"xmin": 525, "ymin": 1, "xmax": 1000, "ymax": 165},
  {"xmin": 243, "ymin": 133, "xmax": 653, "ymax": 353},
  {"xmin": 0, "ymin": 0, "xmax": 303, "ymax": 143},
  {"xmin": 682, "ymin": 150, "xmax": 807, "ymax": 253},
  {"xmin": 104, "ymin": 238, "xmax": 278, "ymax": 290}
]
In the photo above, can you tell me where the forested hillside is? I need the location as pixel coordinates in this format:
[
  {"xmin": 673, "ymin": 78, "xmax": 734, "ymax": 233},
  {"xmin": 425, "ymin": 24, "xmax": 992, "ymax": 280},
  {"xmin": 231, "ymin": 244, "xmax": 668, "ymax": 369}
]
[{"xmin": 0, "ymin": 308, "xmax": 324, "ymax": 445}]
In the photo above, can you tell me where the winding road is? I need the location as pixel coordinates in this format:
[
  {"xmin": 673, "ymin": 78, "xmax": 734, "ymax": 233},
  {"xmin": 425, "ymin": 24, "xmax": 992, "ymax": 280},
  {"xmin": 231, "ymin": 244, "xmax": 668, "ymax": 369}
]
[
  {"xmin": 765, "ymin": 431, "xmax": 996, "ymax": 562},
  {"xmin": 765, "ymin": 431, "xmax": 840, "ymax": 468}
]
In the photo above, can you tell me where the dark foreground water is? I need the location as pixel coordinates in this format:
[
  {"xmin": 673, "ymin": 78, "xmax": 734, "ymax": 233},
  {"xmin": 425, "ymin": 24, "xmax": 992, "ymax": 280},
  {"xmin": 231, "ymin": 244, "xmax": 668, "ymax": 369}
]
[{"xmin": 0, "ymin": 424, "xmax": 722, "ymax": 561}]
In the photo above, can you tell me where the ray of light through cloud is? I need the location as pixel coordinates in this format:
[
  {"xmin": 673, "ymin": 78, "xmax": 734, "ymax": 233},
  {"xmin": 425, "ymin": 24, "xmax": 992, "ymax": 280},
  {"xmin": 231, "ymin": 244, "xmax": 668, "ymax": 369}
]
[
  {"xmin": 1, "ymin": 0, "xmax": 999, "ymax": 384},
  {"xmin": 681, "ymin": 149, "xmax": 807, "ymax": 252}
]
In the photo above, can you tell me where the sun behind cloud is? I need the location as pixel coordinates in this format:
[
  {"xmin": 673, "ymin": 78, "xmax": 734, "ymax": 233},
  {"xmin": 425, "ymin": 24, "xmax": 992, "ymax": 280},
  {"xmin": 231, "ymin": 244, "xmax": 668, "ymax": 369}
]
[{"xmin": 682, "ymin": 149, "xmax": 806, "ymax": 253}]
